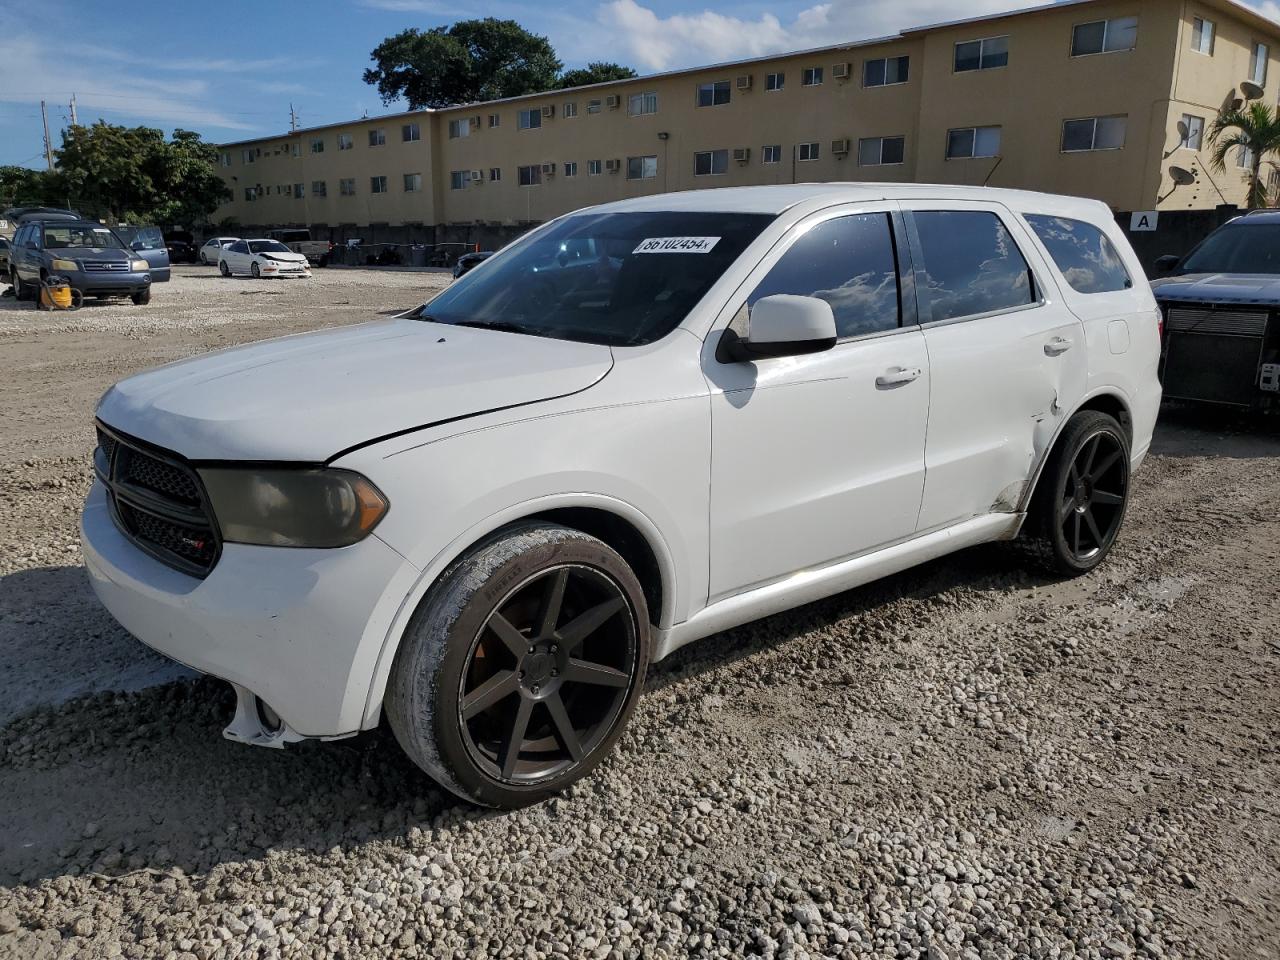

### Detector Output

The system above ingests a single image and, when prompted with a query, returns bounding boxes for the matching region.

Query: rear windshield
[419,210,775,346]
[249,240,291,253]
[1180,222,1280,274]
[43,225,126,250]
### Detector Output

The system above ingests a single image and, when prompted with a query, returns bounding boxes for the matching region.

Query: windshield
[249,240,291,253]
[419,211,774,346]
[43,225,126,250]
[1180,222,1280,274]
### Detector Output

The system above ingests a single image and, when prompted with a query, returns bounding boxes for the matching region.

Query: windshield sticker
[93,227,111,233]
[633,236,720,255]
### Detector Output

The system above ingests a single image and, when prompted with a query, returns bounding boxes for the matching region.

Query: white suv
[82,185,1161,808]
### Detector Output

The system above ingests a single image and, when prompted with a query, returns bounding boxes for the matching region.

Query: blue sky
[2,0,1278,167]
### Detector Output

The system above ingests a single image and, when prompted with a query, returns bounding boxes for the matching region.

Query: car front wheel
[131,288,151,306]
[386,523,650,808]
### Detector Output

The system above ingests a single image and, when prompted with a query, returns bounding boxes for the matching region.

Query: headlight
[131,259,149,271]
[198,468,389,548]
[50,258,78,271]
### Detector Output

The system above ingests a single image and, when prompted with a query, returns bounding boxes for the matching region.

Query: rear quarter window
[1024,214,1131,294]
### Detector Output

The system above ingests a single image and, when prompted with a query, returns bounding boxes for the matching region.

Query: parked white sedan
[84,184,1161,809]
[198,236,240,265]
[219,239,312,279]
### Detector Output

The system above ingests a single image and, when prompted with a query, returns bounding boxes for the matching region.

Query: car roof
[1230,211,1280,224]
[587,183,1112,220]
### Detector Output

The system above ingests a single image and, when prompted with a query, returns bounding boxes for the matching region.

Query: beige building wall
[213,0,1280,230]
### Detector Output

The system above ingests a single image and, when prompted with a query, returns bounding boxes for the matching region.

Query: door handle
[1044,336,1074,356]
[875,366,923,388]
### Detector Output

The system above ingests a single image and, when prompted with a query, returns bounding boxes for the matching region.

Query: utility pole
[69,93,78,127]
[40,100,54,170]
[289,104,298,132]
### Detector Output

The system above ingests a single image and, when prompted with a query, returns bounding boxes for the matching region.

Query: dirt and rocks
[1,267,1278,959]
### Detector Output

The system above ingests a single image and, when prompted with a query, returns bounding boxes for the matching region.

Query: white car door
[898,201,1087,531]
[704,206,931,602]
[225,241,249,274]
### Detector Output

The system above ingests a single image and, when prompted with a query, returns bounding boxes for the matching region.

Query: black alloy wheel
[458,564,638,784]
[1059,429,1128,564]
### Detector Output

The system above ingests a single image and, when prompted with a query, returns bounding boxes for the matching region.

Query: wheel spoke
[544,692,584,761]
[1083,507,1104,549]
[461,670,518,719]
[535,569,569,640]
[1092,489,1124,507]
[1090,448,1122,481]
[1059,494,1075,524]
[1068,463,1081,490]
[564,658,630,688]
[557,596,625,652]
[1082,435,1101,476]
[1071,512,1082,556]
[498,696,534,779]
[487,612,529,658]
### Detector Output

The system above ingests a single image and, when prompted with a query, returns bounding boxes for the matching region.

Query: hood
[96,318,614,462]
[1151,273,1280,305]
[52,247,130,264]
[262,250,307,262]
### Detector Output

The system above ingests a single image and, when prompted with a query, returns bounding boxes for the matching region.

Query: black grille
[94,423,220,577]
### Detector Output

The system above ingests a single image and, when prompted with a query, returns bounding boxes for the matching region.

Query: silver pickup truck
[267,229,332,267]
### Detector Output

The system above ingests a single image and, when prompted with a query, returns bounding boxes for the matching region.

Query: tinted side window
[230,241,248,254]
[1024,215,1131,294]
[911,211,1035,322]
[747,214,900,338]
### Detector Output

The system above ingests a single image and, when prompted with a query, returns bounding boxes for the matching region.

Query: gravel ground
[1,267,1278,959]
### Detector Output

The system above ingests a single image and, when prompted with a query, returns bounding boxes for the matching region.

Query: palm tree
[1209,101,1280,208]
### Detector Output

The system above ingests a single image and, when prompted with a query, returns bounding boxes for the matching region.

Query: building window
[371,175,388,194]
[291,143,300,157]
[450,171,468,190]
[1191,17,1215,55]
[858,136,906,165]
[864,56,909,87]
[626,155,658,180]
[694,149,729,175]
[310,137,324,153]
[946,126,1001,158]
[563,161,577,177]
[1061,115,1127,152]
[587,99,602,114]
[762,144,782,164]
[488,113,500,127]
[311,180,327,197]
[697,81,731,107]
[1071,17,1138,56]
[241,148,254,164]
[402,123,421,142]
[219,151,231,167]
[801,67,823,86]
[563,102,578,119]
[489,167,502,181]
[1252,42,1269,86]
[368,128,385,147]
[629,92,658,116]
[339,178,356,196]
[765,72,784,91]
[798,141,820,161]
[448,118,470,139]
[954,36,1009,72]
[244,187,256,201]
[293,182,305,198]
[518,109,542,130]
[518,164,542,186]
[1237,145,1255,169]
[338,133,353,150]
[404,173,422,192]
[588,159,602,175]
[1180,114,1205,150]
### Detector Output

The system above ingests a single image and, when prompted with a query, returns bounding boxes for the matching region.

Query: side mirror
[1154,254,1180,273]
[131,240,146,251]
[719,294,838,362]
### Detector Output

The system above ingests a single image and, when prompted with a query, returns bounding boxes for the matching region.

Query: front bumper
[68,271,151,296]
[81,481,417,738]
[260,261,310,277]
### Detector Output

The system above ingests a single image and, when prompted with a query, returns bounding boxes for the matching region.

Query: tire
[131,288,151,306]
[251,262,261,279]
[219,260,230,277]
[386,523,650,809]
[200,253,208,265]
[12,271,32,302]
[1016,410,1131,577]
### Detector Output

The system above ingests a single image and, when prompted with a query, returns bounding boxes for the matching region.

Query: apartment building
[213,0,1280,236]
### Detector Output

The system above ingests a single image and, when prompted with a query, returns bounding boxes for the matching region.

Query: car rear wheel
[219,260,230,277]
[1016,410,1130,576]
[386,523,650,809]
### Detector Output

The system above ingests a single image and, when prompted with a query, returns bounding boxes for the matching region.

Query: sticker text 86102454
[632,237,721,255]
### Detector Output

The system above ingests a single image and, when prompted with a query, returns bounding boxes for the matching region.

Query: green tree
[1208,101,1280,208]
[558,61,638,89]
[0,165,65,208]
[364,19,563,108]
[53,122,230,224]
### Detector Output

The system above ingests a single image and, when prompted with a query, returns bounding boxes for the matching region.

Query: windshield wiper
[447,319,545,337]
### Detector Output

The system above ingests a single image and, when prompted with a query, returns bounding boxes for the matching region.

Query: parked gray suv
[9,220,153,304]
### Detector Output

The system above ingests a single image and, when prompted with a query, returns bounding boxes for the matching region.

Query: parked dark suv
[1152,211,1280,409]
[9,220,153,304]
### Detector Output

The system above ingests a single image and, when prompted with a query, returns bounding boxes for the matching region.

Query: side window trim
[900,205,1047,328]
